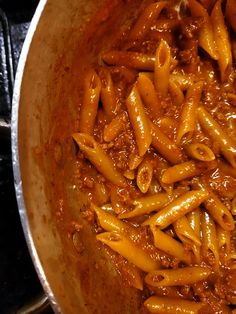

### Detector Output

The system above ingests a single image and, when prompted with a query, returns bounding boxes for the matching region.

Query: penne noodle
[143,190,209,228]
[72,133,126,187]
[128,153,144,170]
[201,210,219,269]
[154,18,181,31]
[193,179,234,231]
[144,296,204,314]
[102,50,155,71]
[168,79,185,106]
[79,69,101,135]
[211,0,232,82]
[187,208,201,263]
[161,161,200,184]
[136,157,153,193]
[94,182,109,205]
[158,117,178,137]
[231,195,236,215]
[150,121,183,164]
[92,203,132,233]
[188,0,218,60]
[126,85,152,156]
[185,143,215,161]
[103,112,126,142]
[169,73,193,91]
[145,266,211,287]
[99,68,118,118]
[197,106,236,168]
[137,73,160,117]
[118,192,171,219]
[217,225,231,255]
[174,215,201,247]
[150,226,192,264]
[155,157,174,194]
[154,39,171,97]
[199,182,235,231]
[176,81,203,144]
[96,231,160,272]
[128,2,166,40]
[226,0,236,33]
[123,169,135,180]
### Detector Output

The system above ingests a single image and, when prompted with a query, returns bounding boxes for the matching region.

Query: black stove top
[0,1,53,313]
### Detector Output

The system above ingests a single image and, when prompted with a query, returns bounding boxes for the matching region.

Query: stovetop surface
[0,1,53,313]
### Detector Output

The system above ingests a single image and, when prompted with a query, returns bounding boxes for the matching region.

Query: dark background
[0,1,52,313]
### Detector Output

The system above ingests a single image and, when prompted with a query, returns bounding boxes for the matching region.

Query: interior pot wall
[17,0,145,313]
[18,1,104,312]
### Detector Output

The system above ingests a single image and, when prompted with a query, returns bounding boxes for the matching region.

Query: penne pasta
[217,225,231,256]
[201,210,219,269]
[126,85,152,156]
[94,182,109,205]
[118,192,171,219]
[231,195,236,215]
[128,153,144,170]
[168,79,185,106]
[155,157,174,194]
[128,2,166,40]
[169,73,193,91]
[187,208,201,263]
[211,0,232,82]
[199,182,235,231]
[123,169,135,180]
[143,190,209,228]
[185,143,215,161]
[154,39,171,96]
[188,0,218,60]
[102,50,155,71]
[150,121,183,164]
[92,203,132,233]
[72,133,126,187]
[79,69,101,135]
[161,161,201,184]
[137,73,160,117]
[174,215,201,247]
[197,106,236,168]
[99,67,118,118]
[96,231,160,272]
[150,226,192,264]
[144,296,204,314]
[136,157,153,193]
[145,266,211,287]
[103,112,126,142]
[176,81,203,144]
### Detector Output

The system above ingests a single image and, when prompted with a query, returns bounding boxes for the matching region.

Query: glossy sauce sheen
[49,0,236,313]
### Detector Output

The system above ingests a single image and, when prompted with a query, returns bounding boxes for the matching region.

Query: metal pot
[11,0,142,313]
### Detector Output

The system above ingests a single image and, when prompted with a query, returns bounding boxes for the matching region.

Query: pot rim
[11,0,60,312]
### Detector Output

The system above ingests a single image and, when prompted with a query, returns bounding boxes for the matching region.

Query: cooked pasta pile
[72,0,236,312]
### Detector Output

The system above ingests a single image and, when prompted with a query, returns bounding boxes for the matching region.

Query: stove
[0,1,53,313]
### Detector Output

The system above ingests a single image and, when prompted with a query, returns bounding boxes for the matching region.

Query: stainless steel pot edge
[11,1,60,312]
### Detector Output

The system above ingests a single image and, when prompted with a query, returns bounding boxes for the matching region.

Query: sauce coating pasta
[52,0,236,312]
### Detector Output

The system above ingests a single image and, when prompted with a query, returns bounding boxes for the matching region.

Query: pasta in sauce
[70,0,236,312]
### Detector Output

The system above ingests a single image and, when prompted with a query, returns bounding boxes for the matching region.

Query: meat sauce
[49,0,236,313]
